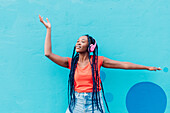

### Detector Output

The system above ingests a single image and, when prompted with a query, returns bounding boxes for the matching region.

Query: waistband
[75,90,102,94]
[75,90,102,96]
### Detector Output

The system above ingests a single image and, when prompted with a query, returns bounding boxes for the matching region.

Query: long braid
[68,46,79,113]
[86,35,110,113]
[88,38,97,113]
[87,35,103,113]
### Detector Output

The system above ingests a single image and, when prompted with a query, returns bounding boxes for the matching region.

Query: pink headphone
[88,40,96,53]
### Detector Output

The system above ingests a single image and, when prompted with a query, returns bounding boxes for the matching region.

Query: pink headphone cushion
[89,44,95,52]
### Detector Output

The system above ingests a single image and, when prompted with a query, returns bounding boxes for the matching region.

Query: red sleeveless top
[66,55,104,93]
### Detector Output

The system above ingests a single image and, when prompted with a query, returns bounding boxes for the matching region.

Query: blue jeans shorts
[65,91,105,113]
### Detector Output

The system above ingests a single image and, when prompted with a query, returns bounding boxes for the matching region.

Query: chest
[77,61,90,69]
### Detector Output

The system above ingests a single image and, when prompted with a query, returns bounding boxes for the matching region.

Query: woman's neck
[78,52,90,62]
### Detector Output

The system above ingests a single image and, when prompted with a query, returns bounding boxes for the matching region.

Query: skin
[75,36,90,68]
[39,14,162,71]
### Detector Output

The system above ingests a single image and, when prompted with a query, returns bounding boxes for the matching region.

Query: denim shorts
[65,91,105,113]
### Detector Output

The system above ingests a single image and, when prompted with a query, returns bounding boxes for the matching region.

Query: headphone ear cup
[91,45,95,52]
[88,41,97,52]
[90,44,95,52]
[88,44,93,52]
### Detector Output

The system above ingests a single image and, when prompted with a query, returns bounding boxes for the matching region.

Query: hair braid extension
[87,35,105,113]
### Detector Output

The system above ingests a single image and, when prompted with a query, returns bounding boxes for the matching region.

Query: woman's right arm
[39,14,69,68]
[44,28,69,68]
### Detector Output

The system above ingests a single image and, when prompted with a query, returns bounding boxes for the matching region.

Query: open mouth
[76,46,81,49]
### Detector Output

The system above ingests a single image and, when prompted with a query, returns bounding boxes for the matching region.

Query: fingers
[39,14,43,21]
[46,18,50,23]
[158,67,161,69]
[156,67,161,70]
[39,15,49,24]
[39,15,43,22]
[155,67,162,71]
[39,15,46,25]
[149,67,162,71]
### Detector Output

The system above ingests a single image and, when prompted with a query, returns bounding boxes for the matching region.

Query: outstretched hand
[39,14,51,29]
[148,67,162,71]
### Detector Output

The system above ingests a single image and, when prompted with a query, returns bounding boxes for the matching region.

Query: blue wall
[0,0,169,113]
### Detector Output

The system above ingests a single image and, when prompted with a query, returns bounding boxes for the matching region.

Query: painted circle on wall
[105,92,113,102]
[163,67,168,72]
[126,82,167,113]
[100,70,106,82]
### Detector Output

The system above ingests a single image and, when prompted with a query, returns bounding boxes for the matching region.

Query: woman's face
[75,36,89,53]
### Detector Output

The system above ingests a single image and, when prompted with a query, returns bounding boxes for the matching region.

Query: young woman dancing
[39,15,162,113]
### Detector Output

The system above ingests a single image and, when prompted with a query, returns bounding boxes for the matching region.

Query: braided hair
[68,34,110,113]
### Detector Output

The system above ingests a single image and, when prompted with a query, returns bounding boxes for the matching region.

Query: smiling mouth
[76,46,81,49]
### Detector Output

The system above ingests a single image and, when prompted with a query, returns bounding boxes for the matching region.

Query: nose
[77,42,81,45]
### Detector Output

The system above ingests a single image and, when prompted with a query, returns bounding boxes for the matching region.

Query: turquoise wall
[0,0,169,113]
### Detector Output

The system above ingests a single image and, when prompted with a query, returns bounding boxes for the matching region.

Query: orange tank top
[66,55,104,93]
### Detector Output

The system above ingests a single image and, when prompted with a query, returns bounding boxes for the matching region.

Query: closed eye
[77,41,85,43]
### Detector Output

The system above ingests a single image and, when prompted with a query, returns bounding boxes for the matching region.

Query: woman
[39,15,162,113]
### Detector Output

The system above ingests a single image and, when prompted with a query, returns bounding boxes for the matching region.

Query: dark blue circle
[105,92,113,102]
[163,67,168,72]
[126,82,167,113]
[100,71,106,82]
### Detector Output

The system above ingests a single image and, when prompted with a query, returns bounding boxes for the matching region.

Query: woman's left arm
[102,57,162,71]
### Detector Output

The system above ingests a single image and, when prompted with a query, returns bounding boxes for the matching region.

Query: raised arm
[39,14,69,68]
[102,57,162,71]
